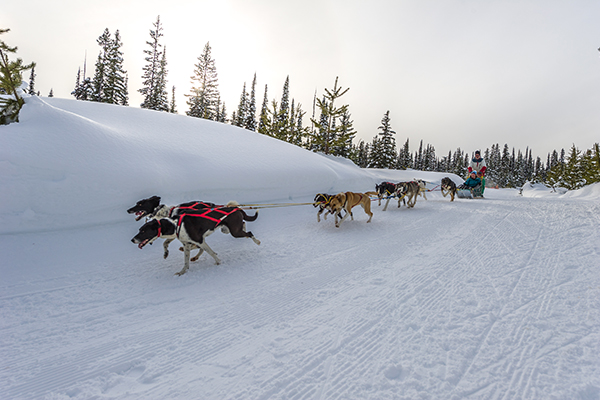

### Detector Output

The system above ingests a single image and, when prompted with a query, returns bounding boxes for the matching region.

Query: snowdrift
[1,96,378,234]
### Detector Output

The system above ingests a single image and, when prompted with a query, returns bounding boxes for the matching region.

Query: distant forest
[8,18,599,190]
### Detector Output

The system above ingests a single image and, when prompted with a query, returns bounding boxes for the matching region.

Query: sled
[457,185,484,199]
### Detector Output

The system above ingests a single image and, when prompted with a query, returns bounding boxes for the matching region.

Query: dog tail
[364,191,378,197]
[241,210,259,221]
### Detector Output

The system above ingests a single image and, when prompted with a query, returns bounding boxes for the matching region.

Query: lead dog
[329,191,377,227]
[128,196,223,260]
[131,206,260,276]
[441,177,458,201]
[127,196,218,221]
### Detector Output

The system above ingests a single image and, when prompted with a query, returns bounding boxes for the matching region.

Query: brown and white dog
[441,177,458,201]
[329,191,377,227]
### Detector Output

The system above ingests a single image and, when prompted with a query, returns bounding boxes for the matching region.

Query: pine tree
[308,77,350,155]
[273,76,290,139]
[562,144,585,190]
[257,84,270,135]
[140,16,168,110]
[233,81,247,127]
[397,139,411,169]
[105,30,128,105]
[0,28,35,124]
[372,110,396,168]
[169,85,177,113]
[332,109,356,157]
[91,28,111,102]
[186,42,220,120]
[27,65,35,95]
[244,73,257,131]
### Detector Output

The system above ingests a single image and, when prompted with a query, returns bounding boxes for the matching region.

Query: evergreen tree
[561,144,585,190]
[308,77,350,155]
[368,136,384,168]
[0,28,35,124]
[91,28,111,102]
[169,85,177,113]
[233,81,247,127]
[48,88,53,97]
[186,41,220,120]
[397,138,411,169]
[371,110,396,168]
[244,73,257,131]
[257,84,270,135]
[27,65,35,95]
[140,16,168,110]
[105,30,128,105]
[332,109,356,157]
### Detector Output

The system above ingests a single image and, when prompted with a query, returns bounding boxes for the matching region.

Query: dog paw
[163,251,169,259]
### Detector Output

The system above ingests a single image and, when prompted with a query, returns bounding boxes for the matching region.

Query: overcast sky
[4,0,600,159]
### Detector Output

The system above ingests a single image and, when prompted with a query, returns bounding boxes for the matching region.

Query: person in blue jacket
[460,171,483,197]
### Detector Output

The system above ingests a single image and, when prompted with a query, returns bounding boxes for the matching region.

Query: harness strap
[175,207,239,237]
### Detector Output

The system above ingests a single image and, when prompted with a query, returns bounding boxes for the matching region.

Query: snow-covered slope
[1,97,598,400]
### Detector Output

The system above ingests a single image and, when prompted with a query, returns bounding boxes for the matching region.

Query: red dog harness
[175,207,239,237]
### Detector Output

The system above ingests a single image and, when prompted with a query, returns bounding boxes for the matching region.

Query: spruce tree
[186,42,220,120]
[373,110,396,168]
[257,84,270,135]
[562,144,585,190]
[244,73,257,131]
[233,81,247,127]
[0,28,35,124]
[105,30,128,105]
[169,85,177,113]
[140,16,168,110]
[27,65,36,95]
[308,77,350,155]
[91,28,111,102]
[397,139,411,170]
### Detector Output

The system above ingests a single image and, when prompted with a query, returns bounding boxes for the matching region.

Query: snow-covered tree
[0,28,35,124]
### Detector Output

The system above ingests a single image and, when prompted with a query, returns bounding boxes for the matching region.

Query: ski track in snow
[1,191,599,399]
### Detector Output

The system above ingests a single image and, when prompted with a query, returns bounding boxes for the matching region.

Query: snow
[1,96,599,400]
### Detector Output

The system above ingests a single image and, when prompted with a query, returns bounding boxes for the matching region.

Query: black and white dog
[375,182,399,211]
[131,206,260,276]
[313,193,336,222]
[127,196,218,221]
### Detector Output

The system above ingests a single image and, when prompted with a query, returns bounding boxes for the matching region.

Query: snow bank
[1,96,376,234]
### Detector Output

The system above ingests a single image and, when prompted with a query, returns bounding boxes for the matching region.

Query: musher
[468,150,487,195]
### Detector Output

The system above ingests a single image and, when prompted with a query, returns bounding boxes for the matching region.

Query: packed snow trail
[1,190,598,399]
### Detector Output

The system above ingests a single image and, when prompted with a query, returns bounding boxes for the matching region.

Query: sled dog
[440,177,458,202]
[329,191,377,227]
[131,206,260,276]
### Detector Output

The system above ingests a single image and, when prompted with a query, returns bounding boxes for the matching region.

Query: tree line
[4,21,599,191]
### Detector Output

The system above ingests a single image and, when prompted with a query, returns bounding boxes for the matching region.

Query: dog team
[129,178,456,275]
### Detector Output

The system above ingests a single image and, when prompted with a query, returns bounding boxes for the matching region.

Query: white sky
[3,0,600,159]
